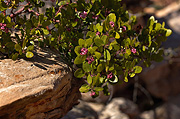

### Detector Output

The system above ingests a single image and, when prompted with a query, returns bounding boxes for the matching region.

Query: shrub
[0,0,172,97]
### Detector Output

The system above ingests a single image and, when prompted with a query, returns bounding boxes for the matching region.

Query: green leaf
[129,73,135,77]
[94,52,101,59]
[134,66,142,74]
[115,32,120,39]
[78,38,85,46]
[103,84,110,96]
[124,77,128,82]
[26,52,34,58]
[83,62,92,72]
[12,53,19,60]
[41,28,49,35]
[165,29,172,37]
[101,35,107,44]
[74,55,86,64]
[142,46,146,51]
[74,68,85,78]
[126,49,131,56]
[109,75,118,83]
[15,44,21,52]
[88,46,98,54]
[94,87,104,91]
[150,16,155,21]
[94,37,104,46]
[96,23,103,32]
[27,45,34,51]
[30,41,35,45]
[85,38,92,47]
[22,38,28,49]
[6,16,11,23]
[97,63,104,72]
[108,13,116,22]
[109,65,114,71]
[42,20,51,27]
[162,22,165,28]
[79,84,90,93]
[154,23,161,30]
[86,31,96,38]
[72,22,77,27]
[74,46,81,55]
[148,35,152,47]
[104,49,111,61]
[87,74,92,84]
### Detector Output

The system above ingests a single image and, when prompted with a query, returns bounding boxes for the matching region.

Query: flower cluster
[96,31,100,36]
[0,23,8,33]
[90,91,95,96]
[131,48,137,54]
[107,72,113,79]
[109,21,115,27]
[92,15,99,20]
[80,48,88,55]
[122,26,126,32]
[86,56,94,64]
[79,11,88,19]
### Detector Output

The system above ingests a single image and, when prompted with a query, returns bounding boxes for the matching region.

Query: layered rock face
[0,48,81,119]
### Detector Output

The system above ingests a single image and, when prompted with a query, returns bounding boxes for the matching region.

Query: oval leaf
[134,66,142,74]
[87,74,92,84]
[97,63,103,72]
[109,75,118,83]
[94,51,101,59]
[83,62,92,72]
[79,38,85,46]
[79,84,90,93]
[74,68,85,78]
[26,52,34,58]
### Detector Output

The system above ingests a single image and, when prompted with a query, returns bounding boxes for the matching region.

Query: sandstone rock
[0,48,81,119]
[140,105,167,119]
[100,98,139,119]
[139,56,180,100]
[140,94,180,119]
[62,100,99,119]
[168,13,180,34]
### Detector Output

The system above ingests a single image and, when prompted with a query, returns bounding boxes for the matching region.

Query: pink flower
[107,72,113,79]
[122,26,126,32]
[79,11,88,19]
[86,56,94,64]
[74,18,79,22]
[80,48,88,55]
[0,23,8,33]
[5,28,9,33]
[90,91,95,96]
[1,26,5,30]
[131,48,137,54]
[109,21,115,27]
[67,27,71,32]
[92,15,99,20]
[96,31,100,36]
[105,10,110,16]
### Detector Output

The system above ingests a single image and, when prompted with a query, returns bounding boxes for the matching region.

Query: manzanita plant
[0,0,172,97]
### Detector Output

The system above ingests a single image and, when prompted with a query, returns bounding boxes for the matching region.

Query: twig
[138,83,154,105]
[10,3,30,18]
[133,76,138,102]
[27,8,40,16]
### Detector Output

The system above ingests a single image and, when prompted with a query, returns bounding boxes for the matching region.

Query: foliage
[0,0,172,97]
